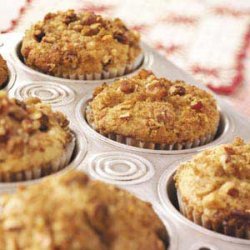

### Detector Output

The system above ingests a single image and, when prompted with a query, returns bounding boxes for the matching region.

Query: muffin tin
[0,32,250,250]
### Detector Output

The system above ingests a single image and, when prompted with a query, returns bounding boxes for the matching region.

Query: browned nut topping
[120,80,135,94]
[146,81,167,99]
[64,11,77,25]
[169,85,186,96]
[138,69,153,79]
[81,12,97,25]
[227,188,239,197]
[43,36,56,43]
[224,146,235,155]
[114,33,129,44]
[119,112,131,119]
[34,29,45,42]
[191,100,203,111]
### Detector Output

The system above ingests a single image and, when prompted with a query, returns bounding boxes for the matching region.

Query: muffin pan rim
[0,32,250,249]
[158,157,250,245]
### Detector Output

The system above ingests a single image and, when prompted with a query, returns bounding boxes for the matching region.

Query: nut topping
[114,33,129,44]
[169,85,186,96]
[120,80,135,94]
[146,81,167,99]
[227,188,239,197]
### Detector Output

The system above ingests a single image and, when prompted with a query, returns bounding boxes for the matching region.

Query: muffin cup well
[86,106,219,150]
[177,191,250,239]
[0,136,75,182]
[24,53,143,80]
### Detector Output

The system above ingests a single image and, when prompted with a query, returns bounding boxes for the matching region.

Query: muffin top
[21,10,141,76]
[0,171,168,250]
[175,138,250,223]
[0,91,72,173]
[0,55,8,88]
[86,70,219,144]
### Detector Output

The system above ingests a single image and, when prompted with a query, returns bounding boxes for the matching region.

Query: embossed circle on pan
[89,152,155,185]
[14,82,75,106]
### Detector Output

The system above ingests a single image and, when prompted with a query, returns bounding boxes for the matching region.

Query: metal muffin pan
[0,32,249,249]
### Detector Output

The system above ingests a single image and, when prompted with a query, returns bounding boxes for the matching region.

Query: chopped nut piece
[146,81,167,99]
[119,112,131,119]
[227,188,239,197]
[114,33,129,44]
[169,85,186,96]
[34,29,45,42]
[120,80,135,94]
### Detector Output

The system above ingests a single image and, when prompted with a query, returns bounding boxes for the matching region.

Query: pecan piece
[39,114,49,132]
[169,85,186,96]
[64,11,77,24]
[114,32,129,44]
[34,29,45,42]
[146,81,167,99]
[227,188,239,197]
[81,12,97,25]
[120,80,135,94]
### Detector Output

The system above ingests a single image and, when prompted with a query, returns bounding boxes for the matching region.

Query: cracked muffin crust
[174,138,250,238]
[86,69,220,149]
[21,10,141,79]
[0,91,74,182]
[0,171,169,250]
[0,55,8,88]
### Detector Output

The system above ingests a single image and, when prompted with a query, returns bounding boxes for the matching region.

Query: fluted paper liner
[0,135,75,182]
[177,190,250,239]
[24,53,143,80]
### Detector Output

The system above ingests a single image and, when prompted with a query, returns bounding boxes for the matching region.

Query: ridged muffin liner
[177,191,250,239]
[0,135,75,183]
[35,53,143,80]
[85,106,219,150]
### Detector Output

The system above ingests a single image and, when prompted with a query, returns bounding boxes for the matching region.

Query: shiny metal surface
[0,32,249,249]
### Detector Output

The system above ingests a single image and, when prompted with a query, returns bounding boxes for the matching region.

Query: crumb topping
[86,70,220,144]
[175,138,250,222]
[21,10,141,76]
[0,91,72,173]
[0,55,8,88]
[0,171,168,250]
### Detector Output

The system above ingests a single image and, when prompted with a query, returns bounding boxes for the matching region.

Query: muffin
[0,91,75,182]
[0,171,169,249]
[86,69,220,150]
[0,54,8,89]
[174,138,250,239]
[21,10,142,80]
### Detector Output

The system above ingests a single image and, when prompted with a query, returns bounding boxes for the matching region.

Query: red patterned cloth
[0,0,250,116]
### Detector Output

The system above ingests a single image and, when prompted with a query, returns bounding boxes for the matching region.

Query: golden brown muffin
[21,10,142,80]
[0,171,169,250]
[0,54,8,88]
[86,69,220,150]
[0,91,74,182]
[174,138,250,239]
